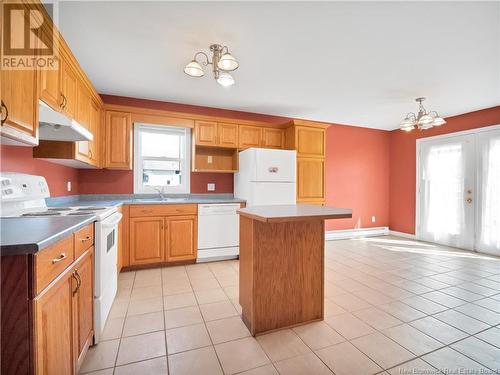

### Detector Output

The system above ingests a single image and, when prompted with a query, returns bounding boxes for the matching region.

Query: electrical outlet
[207,183,215,191]
[371,216,376,223]
[207,155,213,164]
[67,181,72,192]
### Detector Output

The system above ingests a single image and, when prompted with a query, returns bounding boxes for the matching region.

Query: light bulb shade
[417,114,434,125]
[216,72,235,87]
[184,60,204,77]
[399,117,415,132]
[431,117,446,126]
[218,53,239,71]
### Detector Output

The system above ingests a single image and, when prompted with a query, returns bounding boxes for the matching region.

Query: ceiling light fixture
[399,97,446,132]
[184,44,239,87]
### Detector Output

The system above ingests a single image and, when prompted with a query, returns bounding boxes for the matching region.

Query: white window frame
[133,123,191,194]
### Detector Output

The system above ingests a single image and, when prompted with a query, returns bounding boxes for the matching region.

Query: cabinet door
[130,217,164,265]
[34,272,74,375]
[73,248,94,370]
[296,126,325,157]
[239,126,262,149]
[105,110,132,169]
[262,128,284,149]
[61,60,78,119]
[76,84,91,130]
[76,100,100,166]
[297,158,325,203]
[1,68,38,144]
[217,123,238,148]
[195,121,218,146]
[39,61,61,111]
[166,216,197,262]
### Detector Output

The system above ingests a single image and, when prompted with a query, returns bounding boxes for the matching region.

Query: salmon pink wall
[389,106,500,235]
[77,169,233,194]
[325,124,391,231]
[0,145,79,196]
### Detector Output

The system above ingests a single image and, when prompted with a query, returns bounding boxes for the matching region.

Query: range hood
[38,101,93,142]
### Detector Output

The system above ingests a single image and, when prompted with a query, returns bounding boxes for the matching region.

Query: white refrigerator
[234,148,296,206]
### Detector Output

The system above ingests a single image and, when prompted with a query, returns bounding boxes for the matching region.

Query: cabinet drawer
[129,204,197,218]
[74,224,94,258]
[35,236,75,295]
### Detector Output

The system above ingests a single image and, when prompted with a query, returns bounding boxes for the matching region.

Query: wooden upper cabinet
[296,126,325,158]
[104,110,132,169]
[73,249,94,369]
[34,271,74,375]
[76,84,91,129]
[76,100,100,166]
[195,121,217,146]
[239,126,262,149]
[297,158,325,203]
[166,216,197,262]
[1,68,39,144]
[39,60,62,111]
[130,217,165,265]
[217,123,238,148]
[61,59,78,119]
[262,128,284,149]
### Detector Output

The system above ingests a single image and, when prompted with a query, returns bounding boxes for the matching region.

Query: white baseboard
[325,227,389,241]
[388,230,417,239]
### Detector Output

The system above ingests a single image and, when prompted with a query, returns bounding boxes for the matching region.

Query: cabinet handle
[75,269,82,291]
[89,149,93,159]
[1,101,8,126]
[60,94,67,109]
[52,252,67,264]
[71,272,79,295]
[80,235,91,242]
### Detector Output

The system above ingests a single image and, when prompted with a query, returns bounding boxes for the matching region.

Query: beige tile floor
[80,236,500,374]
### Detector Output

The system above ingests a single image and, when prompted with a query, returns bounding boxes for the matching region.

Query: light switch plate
[371,216,376,223]
[207,156,213,164]
[67,181,72,192]
[207,183,216,191]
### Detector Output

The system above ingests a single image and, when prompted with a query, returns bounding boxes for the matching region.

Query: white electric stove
[0,172,122,344]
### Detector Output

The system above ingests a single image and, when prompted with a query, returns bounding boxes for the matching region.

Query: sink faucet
[154,186,166,200]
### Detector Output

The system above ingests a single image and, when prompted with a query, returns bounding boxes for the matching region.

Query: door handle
[466,197,472,204]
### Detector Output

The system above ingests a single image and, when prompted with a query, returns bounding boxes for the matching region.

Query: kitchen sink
[133,197,190,203]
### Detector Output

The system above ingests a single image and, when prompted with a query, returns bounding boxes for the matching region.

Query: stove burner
[76,207,107,211]
[48,207,72,211]
[67,212,95,216]
[22,211,62,217]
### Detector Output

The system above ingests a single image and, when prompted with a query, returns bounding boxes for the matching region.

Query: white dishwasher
[198,203,240,262]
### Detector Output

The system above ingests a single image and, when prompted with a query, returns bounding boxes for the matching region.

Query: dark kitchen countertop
[0,215,96,256]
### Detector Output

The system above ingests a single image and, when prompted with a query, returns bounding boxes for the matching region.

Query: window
[134,124,191,194]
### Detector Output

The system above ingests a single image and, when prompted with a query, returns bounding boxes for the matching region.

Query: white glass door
[418,134,475,249]
[476,129,500,255]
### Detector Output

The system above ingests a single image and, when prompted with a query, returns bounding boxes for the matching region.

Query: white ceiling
[57,1,500,130]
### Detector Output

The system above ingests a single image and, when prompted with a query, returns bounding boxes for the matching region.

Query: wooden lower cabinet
[130,217,165,265]
[166,216,197,262]
[73,249,94,369]
[34,271,74,375]
[128,205,198,267]
[34,247,94,375]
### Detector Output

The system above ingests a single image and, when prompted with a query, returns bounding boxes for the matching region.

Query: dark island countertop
[238,204,352,223]
[1,215,96,256]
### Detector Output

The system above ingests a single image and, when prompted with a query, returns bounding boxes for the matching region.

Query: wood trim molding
[103,103,292,129]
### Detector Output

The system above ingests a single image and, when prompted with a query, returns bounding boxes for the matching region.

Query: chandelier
[184,44,239,87]
[399,97,446,132]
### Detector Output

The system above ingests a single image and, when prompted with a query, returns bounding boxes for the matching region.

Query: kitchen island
[238,204,352,336]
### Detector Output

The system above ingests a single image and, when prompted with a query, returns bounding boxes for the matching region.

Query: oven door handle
[100,212,123,228]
